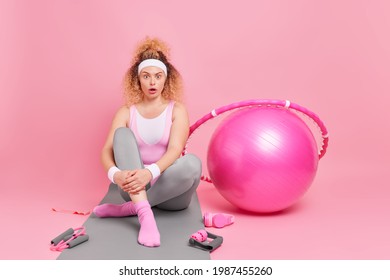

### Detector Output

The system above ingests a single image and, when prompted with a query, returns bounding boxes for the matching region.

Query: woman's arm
[100,106,129,175]
[155,102,189,172]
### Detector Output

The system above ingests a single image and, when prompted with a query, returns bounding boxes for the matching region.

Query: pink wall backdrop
[1,0,390,259]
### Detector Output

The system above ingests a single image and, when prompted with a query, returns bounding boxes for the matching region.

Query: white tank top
[135,107,167,145]
[128,101,174,165]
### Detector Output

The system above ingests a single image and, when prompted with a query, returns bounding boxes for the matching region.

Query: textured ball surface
[207,106,319,213]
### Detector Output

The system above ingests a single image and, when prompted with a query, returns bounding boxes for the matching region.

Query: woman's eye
[143,75,149,79]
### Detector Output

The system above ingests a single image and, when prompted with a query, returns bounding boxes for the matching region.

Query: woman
[93,37,202,247]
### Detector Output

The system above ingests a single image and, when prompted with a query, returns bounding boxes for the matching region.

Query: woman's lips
[149,88,157,94]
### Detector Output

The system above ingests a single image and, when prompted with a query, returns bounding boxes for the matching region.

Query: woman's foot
[135,201,160,247]
[93,201,136,218]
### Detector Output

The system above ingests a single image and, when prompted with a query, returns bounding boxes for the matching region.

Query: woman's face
[139,66,167,99]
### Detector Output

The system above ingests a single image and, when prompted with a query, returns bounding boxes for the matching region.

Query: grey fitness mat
[57,184,210,260]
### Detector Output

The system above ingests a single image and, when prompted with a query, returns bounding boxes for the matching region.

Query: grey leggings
[113,127,202,211]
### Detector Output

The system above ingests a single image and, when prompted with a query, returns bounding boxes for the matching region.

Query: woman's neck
[142,96,167,106]
[136,97,169,118]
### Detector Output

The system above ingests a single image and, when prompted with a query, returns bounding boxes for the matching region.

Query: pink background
[1,0,389,259]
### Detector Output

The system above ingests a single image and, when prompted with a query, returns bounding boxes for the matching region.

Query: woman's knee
[181,153,202,178]
[113,127,136,147]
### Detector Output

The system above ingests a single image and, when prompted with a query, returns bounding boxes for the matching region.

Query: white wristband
[108,166,121,184]
[145,163,161,180]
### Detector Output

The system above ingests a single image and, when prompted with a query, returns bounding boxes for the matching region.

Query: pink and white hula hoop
[182,99,329,183]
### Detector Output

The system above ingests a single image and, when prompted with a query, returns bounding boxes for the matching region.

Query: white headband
[138,59,167,76]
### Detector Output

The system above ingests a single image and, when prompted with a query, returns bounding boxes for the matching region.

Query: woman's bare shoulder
[112,105,130,124]
[116,105,130,115]
[173,101,188,113]
[172,101,189,122]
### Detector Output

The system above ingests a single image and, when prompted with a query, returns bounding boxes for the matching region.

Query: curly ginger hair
[123,37,184,105]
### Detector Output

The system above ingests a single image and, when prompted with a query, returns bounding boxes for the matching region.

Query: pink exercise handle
[182,99,329,182]
[50,227,86,252]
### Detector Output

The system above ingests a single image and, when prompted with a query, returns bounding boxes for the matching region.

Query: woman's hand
[115,169,152,195]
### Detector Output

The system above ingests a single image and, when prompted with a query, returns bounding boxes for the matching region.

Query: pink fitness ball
[207,106,319,213]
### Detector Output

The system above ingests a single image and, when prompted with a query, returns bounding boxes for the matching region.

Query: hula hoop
[182,99,329,183]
